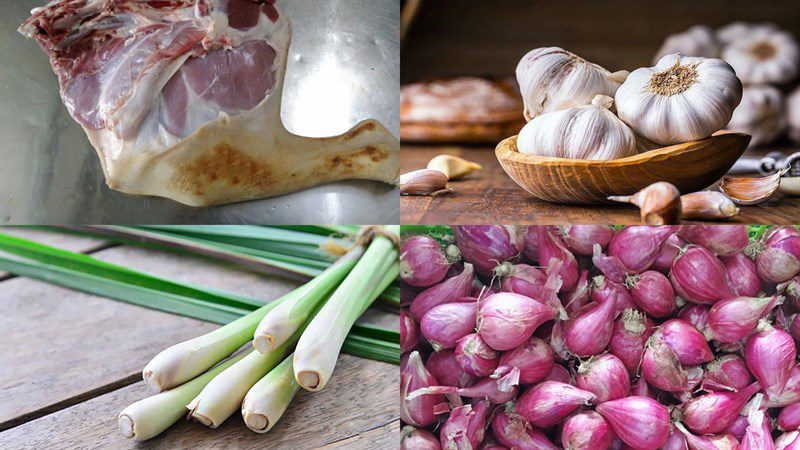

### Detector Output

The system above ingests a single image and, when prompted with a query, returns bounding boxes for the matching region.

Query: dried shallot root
[401,225,800,450]
[608,181,682,225]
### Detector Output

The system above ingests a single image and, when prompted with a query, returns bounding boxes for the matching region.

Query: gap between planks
[0,372,140,432]
[319,418,400,448]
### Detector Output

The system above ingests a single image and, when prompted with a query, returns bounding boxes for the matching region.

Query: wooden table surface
[401,145,800,225]
[0,228,398,450]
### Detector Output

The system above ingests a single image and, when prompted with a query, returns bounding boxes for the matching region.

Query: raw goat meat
[19,0,398,206]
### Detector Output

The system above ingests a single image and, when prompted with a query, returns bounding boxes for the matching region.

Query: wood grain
[0,354,398,450]
[401,145,800,224]
[496,132,749,204]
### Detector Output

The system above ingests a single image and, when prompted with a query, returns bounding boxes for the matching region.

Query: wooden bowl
[495,131,750,204]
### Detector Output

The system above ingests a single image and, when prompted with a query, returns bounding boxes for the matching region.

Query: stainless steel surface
[0,0,399,225]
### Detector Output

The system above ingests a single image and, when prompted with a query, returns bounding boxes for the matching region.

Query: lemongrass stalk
[142,250,360,392]
[251,248,363,353]
[293,226,400,391]
[241,353,300,433]
[118,350,248,441]
[186,340,292,428]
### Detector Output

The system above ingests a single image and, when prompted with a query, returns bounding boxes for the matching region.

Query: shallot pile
[400,225,800,450]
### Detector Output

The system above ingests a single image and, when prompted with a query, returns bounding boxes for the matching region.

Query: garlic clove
[718,170,784,205]
[608,181,682,225]
[779,177,800,196]
[680,191,740,220]
[400,169,450,196]
[426,154,482,180]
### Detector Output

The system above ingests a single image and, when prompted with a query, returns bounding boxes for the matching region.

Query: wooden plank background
[0,228,398,449]
[402,0,800,83]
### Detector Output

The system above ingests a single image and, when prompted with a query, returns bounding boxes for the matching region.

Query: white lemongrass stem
[293,226,400,392]
[186,341,291,428]
[252,247,363,353]
[118,350,247,441]
[142,248,360,392]
[241,353,300,433]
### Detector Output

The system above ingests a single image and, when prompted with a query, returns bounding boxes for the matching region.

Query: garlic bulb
[517,94,637,160]
[654,25,720,63]
[728,85,786,148]
[516,47,628,121]
[615,54,742,146]
[722,27,800,84]
[716,22,778,46]
[788,86,800,143]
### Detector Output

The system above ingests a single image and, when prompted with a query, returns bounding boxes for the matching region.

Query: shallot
[677,225,750,256]
[745,322,797,399]
[674,422,741,450]
[707,295,781,343]
[401,235,454,287]
[660,319,714,365]
[498,263,547,301]
[758,234,800,283]
[401,352,447,427]
[477,292,557,351]
[565,292,617,357]
[420,301,477,351]
[765,364,800,408]
[425,349,476,388]
[681,381,761,434]
[642,333,701,392]
[564,269,592,314]
[453,226,524,276]
[778,402,800,432]
[492,408,558,450]
[492,337,554,385]
[652,233,686,273]
[704,354,754,392]
[455,333,499,377]
[561,410,618,450]
[439,400,488,450]
[720,253,761,297]
[593,275,635,318]
[575,354,631,402]
[400,312,419,353]
[741,396,775,450]
[560,225,614,256]
[595,396,671,449]
[608,226,675,273]
[670,245,735,305]
[522,226,540,262]
[410,263,474,320]
[401,426,441,450]
[609,309,654,376]
[516,381,596,427]
[538,226,579,292]
[628,270,677,318]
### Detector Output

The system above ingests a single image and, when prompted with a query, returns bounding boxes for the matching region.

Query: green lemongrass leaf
[342,335,400,365]
[0,233,264,310]
[0,253,247,324]
[138,225,340,262]
[58,226,325,280]
[270,225,360,237]
[351,323,399,343]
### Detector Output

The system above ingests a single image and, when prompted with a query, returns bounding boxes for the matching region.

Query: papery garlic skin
[788,86,800,143]
[716,22,778,46]
[728,85,786,148]
[516,47,627,121]
[722,27,800,84]
[654,25,720,63]
[615,54,743,146]
[517,95,637,161]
